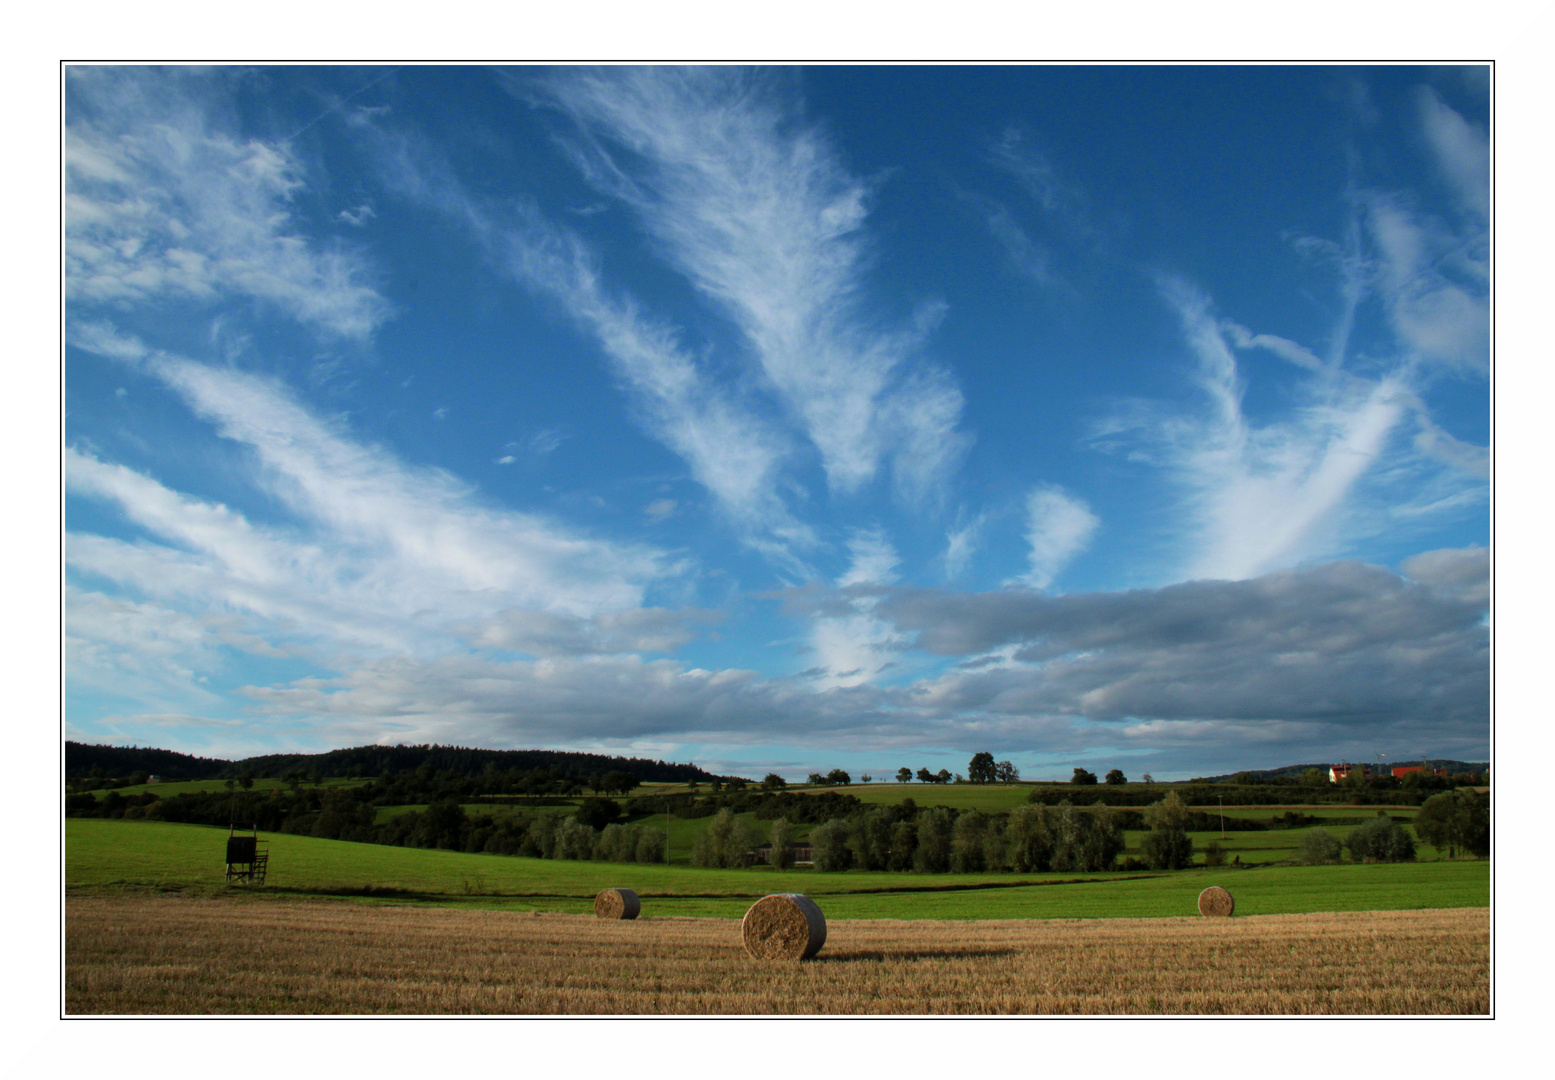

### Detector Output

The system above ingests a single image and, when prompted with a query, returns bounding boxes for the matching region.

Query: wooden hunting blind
[225,825,269,885]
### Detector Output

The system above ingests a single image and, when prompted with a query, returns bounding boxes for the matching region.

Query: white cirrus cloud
[1110,276,1418,582]
[67,336,683,666]
[539,67,972,504]
[65,66,390,339]
[807,527,907,690]
[1019,485,1099,590]
[1416,85,1488,220]
[364,124,813,571]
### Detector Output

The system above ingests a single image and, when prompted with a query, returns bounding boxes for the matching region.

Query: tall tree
[967,752,997,784]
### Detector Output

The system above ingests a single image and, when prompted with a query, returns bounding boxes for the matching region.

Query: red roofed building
[1392,765,1449,779]
[1329,764,1369,783]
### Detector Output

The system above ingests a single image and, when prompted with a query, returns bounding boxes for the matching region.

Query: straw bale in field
[1198,885,1235,917]
[593,888,640,920]
[742,893,827,960]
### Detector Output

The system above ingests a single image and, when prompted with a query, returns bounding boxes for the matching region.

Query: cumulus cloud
[844,554,1486,735]
[202,551,1487,762]
[539,67,971,503]
[65,67,389,339]
[448,607,723,657]
[1401,545,1489,607]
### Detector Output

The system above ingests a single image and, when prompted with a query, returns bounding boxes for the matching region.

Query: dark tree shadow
[812,947,1018,964]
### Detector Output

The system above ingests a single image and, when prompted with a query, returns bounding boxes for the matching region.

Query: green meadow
[66,818,1487,920]
[85,777,369,799]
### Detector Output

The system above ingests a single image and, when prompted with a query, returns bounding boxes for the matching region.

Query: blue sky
[63,65,1489,780]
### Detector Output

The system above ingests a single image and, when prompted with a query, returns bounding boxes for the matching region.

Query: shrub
[1048,801,1123,872]
[553,817,597,860]
[1415,790,1490,859]
[913,808,954,873]
[593,823,637,863]
[981,815,1010,871]
[886,819,917,871]
[1005,805,1055,872]
[950,810,988,873]
[1141,825,1194,870]
[1203,840,1226,867]
[574,798,622,831]
[767,817,795,870]
[691,808,760,868]
[634,827,666,864]
[1080,803,1124,871]
[1294,828,1343,865]
[1344,817,1416,863]
[811,818,854,872]
[849,807,894,871]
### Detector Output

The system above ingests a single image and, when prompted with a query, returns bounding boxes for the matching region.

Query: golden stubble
[65,897,1488,1015]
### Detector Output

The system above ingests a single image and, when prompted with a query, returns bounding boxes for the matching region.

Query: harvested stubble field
[66,896,1487,1015]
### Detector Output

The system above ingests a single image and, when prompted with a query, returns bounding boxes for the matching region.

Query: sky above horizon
[64,65,1489,780]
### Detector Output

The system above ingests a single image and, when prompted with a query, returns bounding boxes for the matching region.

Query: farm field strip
[66,819,1488,920]
[64,897,1489,1015]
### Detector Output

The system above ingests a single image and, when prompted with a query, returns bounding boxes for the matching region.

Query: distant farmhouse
[1389,765,1448,780]
[1328,764,1368,783]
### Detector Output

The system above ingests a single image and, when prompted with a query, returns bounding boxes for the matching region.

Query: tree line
[65,740,724,788]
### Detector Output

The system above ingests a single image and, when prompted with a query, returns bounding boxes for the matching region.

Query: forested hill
[65,741,726,784]
[65,743,231,781]
[238,744,721,783]
[1193,760,1489,783]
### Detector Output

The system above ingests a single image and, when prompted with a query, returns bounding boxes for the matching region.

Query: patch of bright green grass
[807,783,1033,812]
[82,777,368,799]
[67,819,1486,920]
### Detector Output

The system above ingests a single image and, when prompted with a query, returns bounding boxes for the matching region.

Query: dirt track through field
[65,896,1488,1014]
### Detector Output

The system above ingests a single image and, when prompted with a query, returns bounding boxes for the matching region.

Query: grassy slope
[66,818,1487,920]
[85,777,368,799]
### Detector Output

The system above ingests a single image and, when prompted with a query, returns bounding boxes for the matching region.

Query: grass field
[65,896,1489,1014]
[83,777,370,799]
[66,818,1488,920]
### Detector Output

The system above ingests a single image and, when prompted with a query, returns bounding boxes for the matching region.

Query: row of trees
[690,792,1201,874]
[1071,768,1137,785]
[1294,818,1417,864]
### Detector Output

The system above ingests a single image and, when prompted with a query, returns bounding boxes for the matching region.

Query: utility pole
[1218,794,1225,839]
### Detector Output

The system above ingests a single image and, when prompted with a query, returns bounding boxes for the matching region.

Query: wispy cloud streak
[67,333,680,668]
[364,119,814,572]
[540,67,971,503]
[66,67,389,339]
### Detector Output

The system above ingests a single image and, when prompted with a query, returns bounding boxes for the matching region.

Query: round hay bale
[594,887,640,920]
[1198,885,1235,917]
[742,893,827,960]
